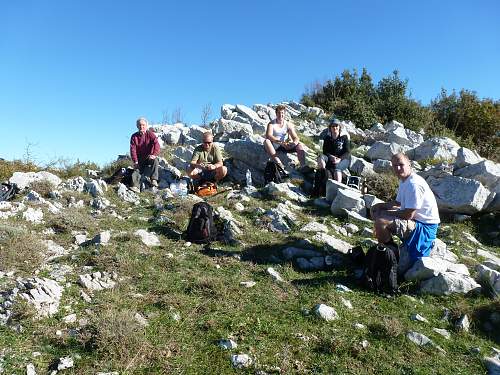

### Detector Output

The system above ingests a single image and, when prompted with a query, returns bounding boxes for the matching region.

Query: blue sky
[1,0,499,166]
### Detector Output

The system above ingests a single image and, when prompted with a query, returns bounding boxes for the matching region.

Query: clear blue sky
[1,0,499,166]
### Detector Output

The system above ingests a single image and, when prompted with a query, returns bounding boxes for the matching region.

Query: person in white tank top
[263,104,306,170]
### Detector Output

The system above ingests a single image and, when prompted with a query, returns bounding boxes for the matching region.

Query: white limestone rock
[9,171,61,190]
[373,159,393,173]
[282,247,323,261]
[134,229,161,247]
[231,354,253,369]
[408,137,460,162]
[419,272,481,296]
[349,156,375,177]
[267,267,284,282]
[433,328,451,339]
[313,303,338,321]
[366,141,407,161]
[265,182,308,203]
[85,179,107,197]
[22,207,44,223]
[78,271,117,291]
[454,160,500,194]
[454,147,484,169]
[476,264,500,298]
[331,189,366,217]
[313,232,352,254]
[300,222,328,233]
[17,277,64,317]
[426,175,494,214]
[116,183,139,204]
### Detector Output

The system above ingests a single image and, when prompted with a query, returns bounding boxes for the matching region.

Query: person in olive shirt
[317,118,350,182]
[187,132,227,183]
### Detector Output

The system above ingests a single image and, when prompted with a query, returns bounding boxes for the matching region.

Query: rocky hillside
[0,102,499,374]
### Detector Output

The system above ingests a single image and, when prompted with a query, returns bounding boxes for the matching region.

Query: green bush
[365,172,399,202]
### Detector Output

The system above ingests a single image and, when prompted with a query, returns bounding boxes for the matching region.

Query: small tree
[201,102,212,126]
[171,107,184,124]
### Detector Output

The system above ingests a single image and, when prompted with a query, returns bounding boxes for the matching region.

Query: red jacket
[130,130,160,164]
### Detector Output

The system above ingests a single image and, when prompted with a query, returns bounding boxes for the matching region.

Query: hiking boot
[150,179,158,187]
[129,186,140,193]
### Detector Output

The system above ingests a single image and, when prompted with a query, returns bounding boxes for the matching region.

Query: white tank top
[271,120,288,142]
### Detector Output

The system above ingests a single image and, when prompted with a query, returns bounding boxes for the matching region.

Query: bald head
[391,153,412,180]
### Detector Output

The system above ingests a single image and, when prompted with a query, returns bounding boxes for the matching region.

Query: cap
[329,118,341,126]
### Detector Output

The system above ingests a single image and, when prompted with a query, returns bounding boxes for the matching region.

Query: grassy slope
[0,177,499,374]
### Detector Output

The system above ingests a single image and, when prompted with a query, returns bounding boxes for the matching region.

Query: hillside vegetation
[301,69,500,161]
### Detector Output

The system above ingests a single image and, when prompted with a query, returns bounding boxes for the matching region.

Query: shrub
[0,159,38,183]
[364,173,399,202]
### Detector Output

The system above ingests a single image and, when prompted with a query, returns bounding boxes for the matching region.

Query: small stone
[407,331,432,346]
[80,290,92,303]
[313,304,338,321]
[470,347,481,354]
[341,297,353,309]
[56,330,63,336]
[360,339,369,349]
[57,356,74,370]
[354,323,366,330]
[63,314,77,324]
[234,203,245,212]
[240,281,256,288]
[218,339,238,350]
[171,312,181,321]
[134,313,149,327]
[231,354,253,369]
[336,284,352,293]
[433,328,451,339]
[26,363,36,375]
[267,267,284,282]
[411,313,429,323]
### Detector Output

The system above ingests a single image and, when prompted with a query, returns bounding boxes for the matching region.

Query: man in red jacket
[130,117,161,192]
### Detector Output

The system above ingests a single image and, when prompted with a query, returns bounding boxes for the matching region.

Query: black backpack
[311,168,334,197]
[363,244,399,294]
[104,167,134,186]
[264,161,285,185]
[0,183,18,202]
[185,202,217,244]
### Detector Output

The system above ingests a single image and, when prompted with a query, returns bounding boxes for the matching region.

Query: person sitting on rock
[129,117,161,192]
[263,104,307,172]
[371,152,440,272]
[317,117,350,183]
[187,132,227,184]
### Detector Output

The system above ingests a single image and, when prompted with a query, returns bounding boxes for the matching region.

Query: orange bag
[195,182,218,197]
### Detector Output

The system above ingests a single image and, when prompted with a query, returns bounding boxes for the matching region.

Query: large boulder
[419,272,481,295]
[373,159,392,173]
[234,104,268,134]
[212,119,253,141]
[224,136,270,170]
[325,179,360,203]
[349,156,375,177]
[9,171,61,190]
[331,189,366,217]
[408,137,460,162]
[476,264,500,298]
[454,160,500,194]
[366,141,407,161]
[454,147,484,169]
[186,125,210,143]
[426,175,494,214]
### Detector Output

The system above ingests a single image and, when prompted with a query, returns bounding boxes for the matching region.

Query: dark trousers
[131,158,159,188]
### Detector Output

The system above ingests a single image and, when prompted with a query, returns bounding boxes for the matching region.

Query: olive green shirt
[191,144,223,165]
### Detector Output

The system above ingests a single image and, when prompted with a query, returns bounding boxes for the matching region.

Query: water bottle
[179,180,188,196]
[246,169,253,187]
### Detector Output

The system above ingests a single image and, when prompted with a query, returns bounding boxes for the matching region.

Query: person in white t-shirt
[371,153,440,271]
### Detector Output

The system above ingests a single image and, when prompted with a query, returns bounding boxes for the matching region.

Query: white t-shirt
[396,173,440,224]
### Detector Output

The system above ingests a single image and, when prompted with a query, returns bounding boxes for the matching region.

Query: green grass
[0,177,498,374]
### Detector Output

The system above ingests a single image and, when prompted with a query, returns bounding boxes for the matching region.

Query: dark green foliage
[301,69,499,161]
[301,69,432,131]
[431,89,500,161]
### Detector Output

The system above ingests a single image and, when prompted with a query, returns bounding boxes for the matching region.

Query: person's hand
[148,155,157,160]
[206,164,216,171]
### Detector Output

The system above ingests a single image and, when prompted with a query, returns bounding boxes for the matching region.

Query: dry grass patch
[0,226,44,274]
[47,208,96,234]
